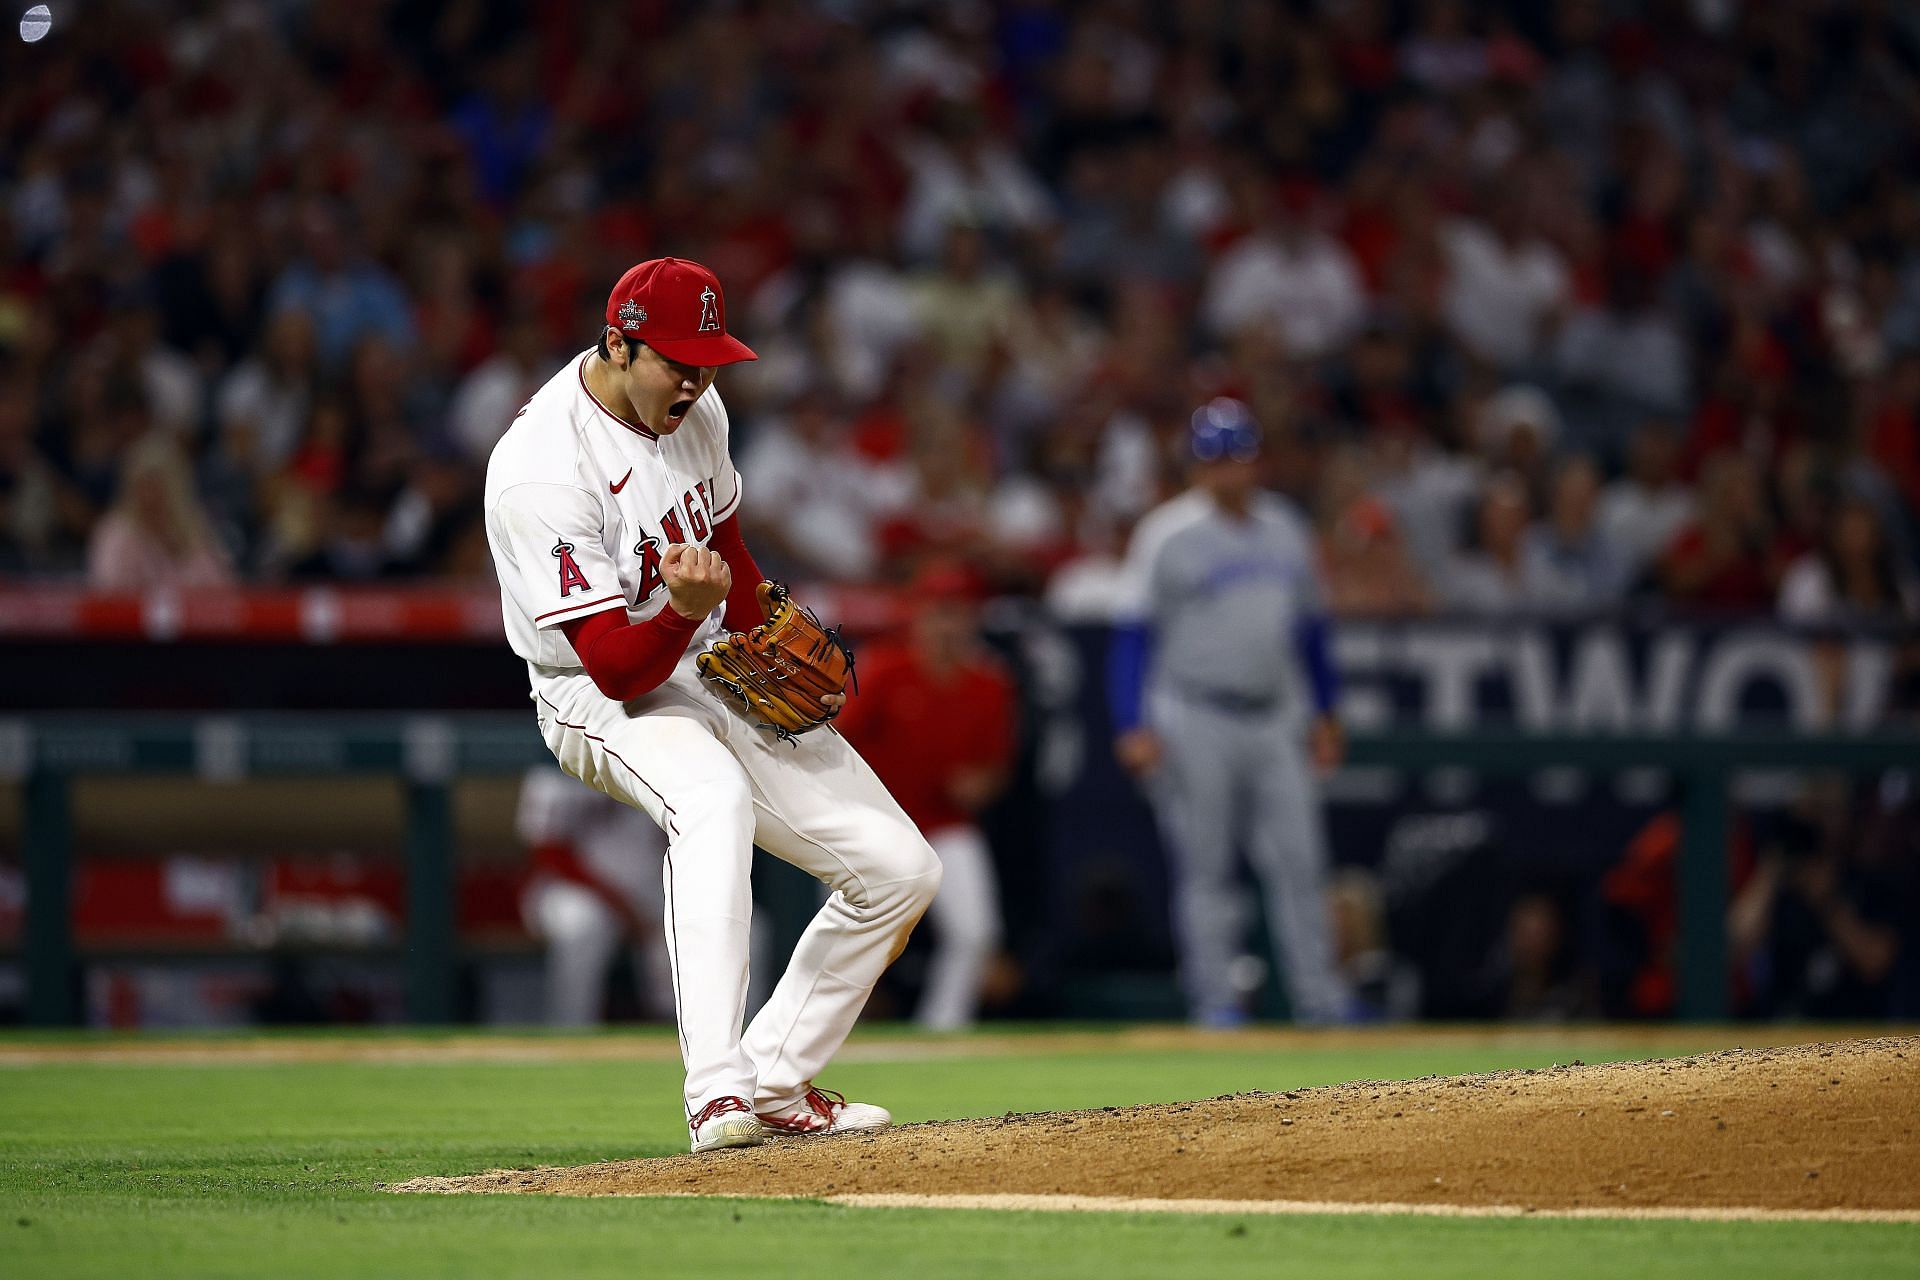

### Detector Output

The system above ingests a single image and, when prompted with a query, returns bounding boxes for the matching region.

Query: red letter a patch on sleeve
[552,539,591,597]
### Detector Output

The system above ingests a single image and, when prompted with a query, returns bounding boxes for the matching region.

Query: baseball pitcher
[483,257,940,1153]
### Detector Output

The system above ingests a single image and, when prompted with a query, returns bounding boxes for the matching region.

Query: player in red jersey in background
[835,563,1017,1030]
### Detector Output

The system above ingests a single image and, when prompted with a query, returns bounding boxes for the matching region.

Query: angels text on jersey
[552,479,718,607]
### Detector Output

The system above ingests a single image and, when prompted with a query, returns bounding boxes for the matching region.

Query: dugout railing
[7,714,1918,1026]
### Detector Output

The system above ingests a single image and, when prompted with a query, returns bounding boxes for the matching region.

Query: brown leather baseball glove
[696,581,855,741]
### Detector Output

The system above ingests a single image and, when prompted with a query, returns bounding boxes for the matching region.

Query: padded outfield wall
[2,588,1915,1026]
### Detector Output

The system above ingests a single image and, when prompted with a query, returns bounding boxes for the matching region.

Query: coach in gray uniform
[1109,398,1348,1026]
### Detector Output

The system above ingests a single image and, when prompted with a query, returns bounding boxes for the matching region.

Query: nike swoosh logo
[609,469,632,494]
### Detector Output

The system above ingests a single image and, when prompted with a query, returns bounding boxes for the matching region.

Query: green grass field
[3,1026,1915,1279]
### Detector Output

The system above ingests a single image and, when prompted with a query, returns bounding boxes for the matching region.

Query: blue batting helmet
[1189,397,1261,462]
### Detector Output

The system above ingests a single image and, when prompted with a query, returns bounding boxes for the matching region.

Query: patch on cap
[604,257,758,366]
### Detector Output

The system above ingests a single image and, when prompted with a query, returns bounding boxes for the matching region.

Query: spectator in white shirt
[1776,494,1918,727]
[823,219,923,404]
[1778,496,1920,626]
[737,394,911,583]
[1598,420,1695,591]
[1521,454,1628,609]
[1401,0,1489,95]
[92,287,204,438]
[898,102,1054,264]
[216,307,320,475]
[1369,426,1483,579]
[1475,383,1562,501]
[1201,184,1366,362]
[1551,267,1691,451]
[448,309,550,464]
[1440,190,1571,371]
[1441,471,1567,613]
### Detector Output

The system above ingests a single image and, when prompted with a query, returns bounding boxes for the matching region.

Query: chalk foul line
[822,1192,1920,1225]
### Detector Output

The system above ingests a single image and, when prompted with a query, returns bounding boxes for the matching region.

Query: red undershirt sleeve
[707,513,767,633]
[559,517,763,700]
[560,606,702,702]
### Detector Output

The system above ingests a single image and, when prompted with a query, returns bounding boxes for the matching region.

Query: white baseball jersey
[483,350,741,694]
[485,348,942,1128]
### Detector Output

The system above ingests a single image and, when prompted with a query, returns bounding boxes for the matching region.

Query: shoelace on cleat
[690,1096,753,1129]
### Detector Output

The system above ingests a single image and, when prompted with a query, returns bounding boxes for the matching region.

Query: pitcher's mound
[394,1037,1919,1216]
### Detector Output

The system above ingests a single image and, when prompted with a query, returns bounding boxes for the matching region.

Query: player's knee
[898,842,943,915]
[828,818,941,914]
[862,831,940,917]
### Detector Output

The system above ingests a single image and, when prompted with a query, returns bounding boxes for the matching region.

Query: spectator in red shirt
[1865,351,1920,516]
[835,563,1017,1030]
[1657,451,1780,613]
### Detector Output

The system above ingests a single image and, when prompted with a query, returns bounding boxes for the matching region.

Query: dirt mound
[395,1037,1920,1215]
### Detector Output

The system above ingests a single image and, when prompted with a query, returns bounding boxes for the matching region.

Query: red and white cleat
[757,1086,892,1137]
[689,1095,769,1154]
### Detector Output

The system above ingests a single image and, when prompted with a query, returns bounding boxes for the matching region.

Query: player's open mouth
[666,398,693,423]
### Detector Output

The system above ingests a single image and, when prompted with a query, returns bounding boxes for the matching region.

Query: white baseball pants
[918,824,1003,1031]
[535,665,941,1118]
[524,879,626,1025]
[518,767,675,1024]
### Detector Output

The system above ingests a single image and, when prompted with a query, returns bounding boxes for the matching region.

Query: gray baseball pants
[1147,688,1347,1023]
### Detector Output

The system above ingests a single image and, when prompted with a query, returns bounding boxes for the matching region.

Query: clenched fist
[663,543,731,620]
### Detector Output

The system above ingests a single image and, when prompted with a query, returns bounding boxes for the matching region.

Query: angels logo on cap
[605,258,757,366]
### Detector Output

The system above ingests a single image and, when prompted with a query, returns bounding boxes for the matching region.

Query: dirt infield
[395,1037,1920,1217]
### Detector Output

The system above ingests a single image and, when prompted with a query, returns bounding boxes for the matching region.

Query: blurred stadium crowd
[1,0,1918,630]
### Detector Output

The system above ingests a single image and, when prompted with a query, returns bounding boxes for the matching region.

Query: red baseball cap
[908,560,982,605]
[604,257,758,366]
